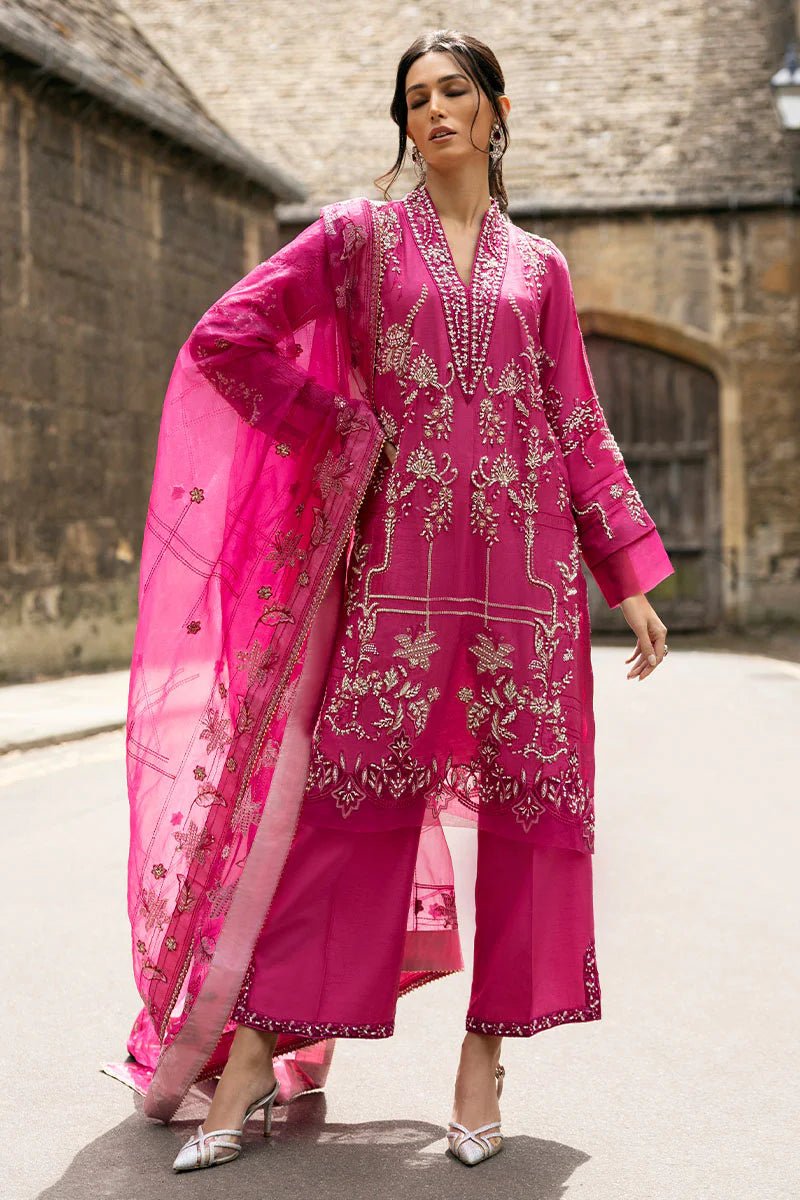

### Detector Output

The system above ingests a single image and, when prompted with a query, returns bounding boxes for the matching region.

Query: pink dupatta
[105,199,455,1122]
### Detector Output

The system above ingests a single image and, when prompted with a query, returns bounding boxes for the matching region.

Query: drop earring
[489,123,504,165]
[411,144,427,183]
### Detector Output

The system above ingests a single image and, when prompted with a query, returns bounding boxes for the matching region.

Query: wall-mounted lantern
[770,42,800,130]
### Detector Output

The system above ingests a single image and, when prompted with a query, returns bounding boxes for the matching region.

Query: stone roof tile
[0,0,304,199]
[121,0,795,214]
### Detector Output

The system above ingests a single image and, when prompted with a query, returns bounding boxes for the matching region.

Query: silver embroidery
[402,186,509,398]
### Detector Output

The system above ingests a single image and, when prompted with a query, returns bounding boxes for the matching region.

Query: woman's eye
[410,89,467,110]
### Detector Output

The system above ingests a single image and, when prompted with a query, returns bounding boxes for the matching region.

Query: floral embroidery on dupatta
[402,185,509,398]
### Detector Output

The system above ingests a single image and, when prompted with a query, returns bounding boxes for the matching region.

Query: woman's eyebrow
[405,73,469,95]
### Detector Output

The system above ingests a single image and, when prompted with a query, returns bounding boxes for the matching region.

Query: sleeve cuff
[588,528,675,608]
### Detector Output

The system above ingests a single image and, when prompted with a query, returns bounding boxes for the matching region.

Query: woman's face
[404,50,506,173]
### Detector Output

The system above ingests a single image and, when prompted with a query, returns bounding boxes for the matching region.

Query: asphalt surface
[2,646,798,1199]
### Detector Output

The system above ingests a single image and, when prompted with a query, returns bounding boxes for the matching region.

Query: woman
[112,29,673,1171]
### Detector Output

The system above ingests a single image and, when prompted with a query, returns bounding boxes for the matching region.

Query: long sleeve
[537,244,675,608]
[185,216,364,439]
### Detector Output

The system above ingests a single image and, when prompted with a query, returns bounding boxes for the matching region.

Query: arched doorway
[582,333,721,631]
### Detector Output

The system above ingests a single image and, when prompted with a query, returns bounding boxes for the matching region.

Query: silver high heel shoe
[446,1062,505,1166]
[172,1077,280,1172]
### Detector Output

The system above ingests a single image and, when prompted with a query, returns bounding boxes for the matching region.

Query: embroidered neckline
[422,190,493,291]
[401,185,509,398]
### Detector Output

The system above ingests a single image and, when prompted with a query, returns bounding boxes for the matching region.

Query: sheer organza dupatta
[103,200,388,1122]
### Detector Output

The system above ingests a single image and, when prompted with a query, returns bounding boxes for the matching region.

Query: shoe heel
[263,1095,275,1138]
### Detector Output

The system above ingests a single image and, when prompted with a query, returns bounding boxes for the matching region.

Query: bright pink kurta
[303,186,674,855]
[108,189,673,1120]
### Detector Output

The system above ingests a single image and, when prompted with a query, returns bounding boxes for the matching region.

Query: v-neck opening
[420,186,494,291]
[401,185,510,398]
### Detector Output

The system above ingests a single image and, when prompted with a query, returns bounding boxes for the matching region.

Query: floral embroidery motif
[305,730,439,820]
[312,449,354,499]
[266,529,305,569]
[323,209,368,308]
[379,288,428,377]
[198,706,232,754]
[413,882,458,930]
[393,627,441,671]
[299,203,664,861]
[373,202,402,278]
[306,731,595,850]
[402,185,509,397]
[173,819,214,865]
[517,230,557,304]
[230,784,260,834]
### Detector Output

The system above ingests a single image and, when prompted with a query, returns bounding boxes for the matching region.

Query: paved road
[2,647,798,1198]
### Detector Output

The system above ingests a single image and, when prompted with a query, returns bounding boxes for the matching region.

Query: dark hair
[375,29,510,212]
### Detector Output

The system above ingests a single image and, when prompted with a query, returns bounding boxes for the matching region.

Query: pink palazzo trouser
[232,555,600,1041]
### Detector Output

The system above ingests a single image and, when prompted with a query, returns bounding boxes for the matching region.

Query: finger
[634,623,657,669]
[625,636,642,665]
[630,656,654,681]
[636,626,667,680]
[638,637,666,680]
[626,651,648,679]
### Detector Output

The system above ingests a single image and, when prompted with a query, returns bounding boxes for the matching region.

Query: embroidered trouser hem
[233,811,600,1038]
[463,819,600,1036]
[233,1001,395,1040]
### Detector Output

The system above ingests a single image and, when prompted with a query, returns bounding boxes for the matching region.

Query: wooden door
[582,334,721,630]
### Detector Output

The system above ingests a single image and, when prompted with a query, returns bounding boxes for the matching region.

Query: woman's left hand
[619,593,669,681]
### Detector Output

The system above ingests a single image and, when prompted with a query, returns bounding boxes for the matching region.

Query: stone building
[1,1,797,684]
[0,0,303,680]
[124,0,800,633]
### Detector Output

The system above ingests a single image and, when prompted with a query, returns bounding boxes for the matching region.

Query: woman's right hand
[382,438,398,465]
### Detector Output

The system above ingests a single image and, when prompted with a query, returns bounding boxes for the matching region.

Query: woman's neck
[422,165,492,230]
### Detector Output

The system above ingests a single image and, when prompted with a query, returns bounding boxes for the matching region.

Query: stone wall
[512,207,799,624]
[136,0,798,626]
[0,51,281,681]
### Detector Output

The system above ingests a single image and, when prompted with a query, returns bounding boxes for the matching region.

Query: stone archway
[579,313,736,630]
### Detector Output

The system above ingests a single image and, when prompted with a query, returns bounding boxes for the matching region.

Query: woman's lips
[429,130,456,142]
